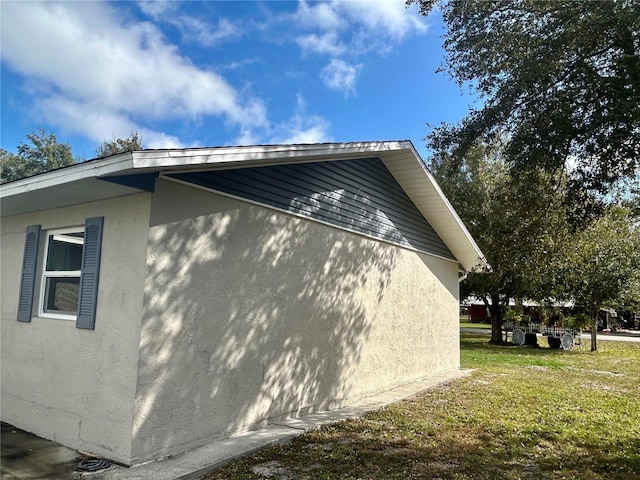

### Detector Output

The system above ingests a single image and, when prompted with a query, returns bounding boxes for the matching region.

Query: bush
[562,313,590,330]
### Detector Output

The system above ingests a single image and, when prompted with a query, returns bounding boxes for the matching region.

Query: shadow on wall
[131,180,400,463]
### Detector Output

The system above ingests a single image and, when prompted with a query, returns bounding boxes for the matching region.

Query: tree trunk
[590,307,599,352]
[489,295,504,344]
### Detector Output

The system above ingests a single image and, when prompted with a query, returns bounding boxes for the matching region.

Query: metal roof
[0,140,487,272]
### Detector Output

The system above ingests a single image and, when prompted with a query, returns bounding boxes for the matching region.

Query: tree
[617,268,640,324]
[1,130,144,183]
[0,129,76,183]
[430,140,571,343]
[1,149,30,184]
[409,0,640,192]
[568,206,640,351]
[95,131,143,158]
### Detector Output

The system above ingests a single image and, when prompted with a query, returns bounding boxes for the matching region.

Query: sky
[0,0,479,161]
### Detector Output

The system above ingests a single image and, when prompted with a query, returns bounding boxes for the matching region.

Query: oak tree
[568,206,640,351]
[429,140,571,343]
[0,129,76,183]
[410,0,640,192]
[95,131,143,158]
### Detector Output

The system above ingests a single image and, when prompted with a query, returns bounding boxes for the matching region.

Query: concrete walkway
[1,369,471,480]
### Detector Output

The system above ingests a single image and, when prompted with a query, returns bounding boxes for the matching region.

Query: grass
[203,335,640,479]
[460,322,492,329]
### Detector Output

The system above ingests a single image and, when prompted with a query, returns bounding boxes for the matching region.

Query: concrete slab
[1,423,81,479]
[1,369,470,480]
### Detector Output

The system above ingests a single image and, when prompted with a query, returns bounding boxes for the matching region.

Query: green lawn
[459,322,491,329]
[204,335,640,479]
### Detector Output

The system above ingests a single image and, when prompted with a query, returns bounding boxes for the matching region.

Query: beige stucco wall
[0,193,151,464]
[131,178,460,464]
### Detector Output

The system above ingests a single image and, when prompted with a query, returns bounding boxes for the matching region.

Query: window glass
[40,228,84,319]
[45,233,84,271]
[43,277,81,315]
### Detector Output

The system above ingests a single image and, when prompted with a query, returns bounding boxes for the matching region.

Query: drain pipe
[458,271,468,283]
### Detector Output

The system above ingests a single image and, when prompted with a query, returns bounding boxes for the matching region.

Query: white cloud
[296,32,345,56]
[338,0,428,41]
[141,130,186,149]
[231,94,331,146]
[180,17,240,47]
[1,1,427,150]
[34,95,186,149]
[138,1,241,47]
[137,0,174,18]
[0,1,264,148]
[236,114,331,146]
[235,128,258,146]
[293,0,428,55]
[268,96,332,145]
[321,60,361,97]
[293,0,348,31]
[277,119,331,144]
[289,0,428,93]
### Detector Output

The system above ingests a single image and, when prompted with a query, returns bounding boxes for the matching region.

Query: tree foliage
[410,0,640,192]
[95,131,143,158]
[1,129,76,183]
[430,140,571,343]
[433,140,639,350]
[568,206,640,351]
[1,130,144,183]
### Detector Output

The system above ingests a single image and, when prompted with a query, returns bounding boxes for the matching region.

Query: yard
[204,334,640,479]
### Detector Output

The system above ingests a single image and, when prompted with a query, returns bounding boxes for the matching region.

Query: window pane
[43,277,80,315]
[46,232,84,271]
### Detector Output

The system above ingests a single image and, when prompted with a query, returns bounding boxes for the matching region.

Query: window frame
[38,226,85,320]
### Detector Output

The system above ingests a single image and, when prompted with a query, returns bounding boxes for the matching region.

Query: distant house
[1,141,486,466]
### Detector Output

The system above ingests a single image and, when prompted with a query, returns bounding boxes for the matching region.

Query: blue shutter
[76,217,104,330]
[17,225,41,322]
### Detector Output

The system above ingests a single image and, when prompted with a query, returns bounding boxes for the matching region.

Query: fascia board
[0,142,406,197]
[0,153,139,217]
[0,153,134,200]
[129,141,409,172]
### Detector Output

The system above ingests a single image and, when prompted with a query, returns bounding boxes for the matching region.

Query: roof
[0,140,487,272]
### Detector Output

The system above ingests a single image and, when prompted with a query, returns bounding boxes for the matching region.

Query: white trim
[0,154,134,200]
[379,144,486,273]
[39,226,85,320]
[52,234,84,245]
[131,141,408,170]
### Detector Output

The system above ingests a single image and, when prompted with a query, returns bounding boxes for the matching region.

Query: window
[17,217,104,329]
[40,228,84,319]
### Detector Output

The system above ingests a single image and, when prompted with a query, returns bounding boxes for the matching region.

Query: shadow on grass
[209,420,640,480]
[205,334,640,480]
[460,334,570,368]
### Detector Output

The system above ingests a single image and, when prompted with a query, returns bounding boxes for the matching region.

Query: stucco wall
[132,178,459,464]
[0,193,151,464]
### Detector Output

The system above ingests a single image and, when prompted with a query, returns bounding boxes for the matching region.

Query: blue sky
[1,1,478,161]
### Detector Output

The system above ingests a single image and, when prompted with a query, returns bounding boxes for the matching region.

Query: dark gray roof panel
[169,157,455,259]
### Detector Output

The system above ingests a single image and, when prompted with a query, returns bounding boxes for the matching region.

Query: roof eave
[0,152,135,198]
[378,144,488,273]
[0,141,488,273]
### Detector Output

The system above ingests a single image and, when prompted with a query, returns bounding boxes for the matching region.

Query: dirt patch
[251,460,295,479]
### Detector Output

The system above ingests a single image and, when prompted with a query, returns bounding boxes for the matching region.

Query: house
[1,141,486,466]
